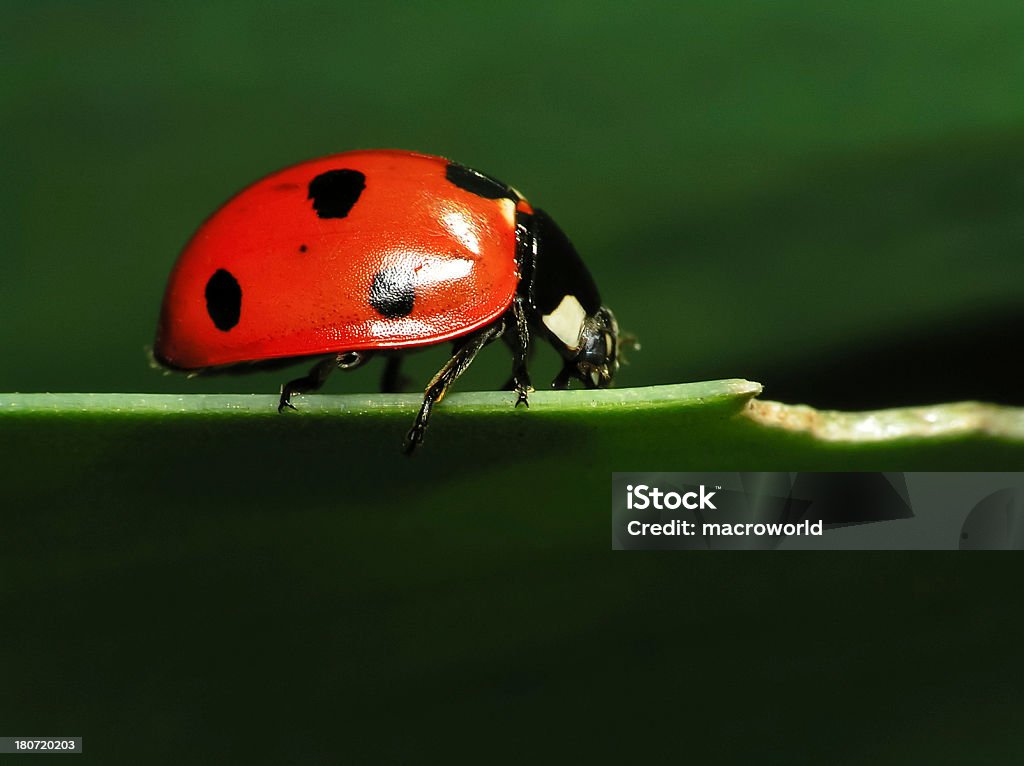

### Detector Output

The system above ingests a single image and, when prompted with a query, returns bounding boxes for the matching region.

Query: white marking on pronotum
[542,294,586,350]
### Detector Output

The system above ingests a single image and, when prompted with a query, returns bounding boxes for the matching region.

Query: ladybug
[154,150,620,452]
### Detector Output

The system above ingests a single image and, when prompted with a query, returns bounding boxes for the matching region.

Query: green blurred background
[4,0,1024,405]
[4,2,1024,763]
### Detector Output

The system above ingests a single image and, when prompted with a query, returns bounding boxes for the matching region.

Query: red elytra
[155,150,534,369]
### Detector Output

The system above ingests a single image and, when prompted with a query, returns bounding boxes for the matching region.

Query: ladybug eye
[307,169,365,219]
[205,269,241,331]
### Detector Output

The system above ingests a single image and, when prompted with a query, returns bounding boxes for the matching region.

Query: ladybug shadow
[47,405,582,521]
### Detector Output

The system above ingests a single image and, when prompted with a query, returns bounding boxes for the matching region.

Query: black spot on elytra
[369,266,416,318]
[445,162,512,200]
[205,269,241,331]
[308,169,365,218]
[298,244,307,253]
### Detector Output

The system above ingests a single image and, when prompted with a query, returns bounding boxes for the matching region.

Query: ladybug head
[548,305,618,389]
[524,209,621,390]
[566,306,619,388]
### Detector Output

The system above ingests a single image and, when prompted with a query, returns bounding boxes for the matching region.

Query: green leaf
[3,380,1023,757]
[3,381,1023,476]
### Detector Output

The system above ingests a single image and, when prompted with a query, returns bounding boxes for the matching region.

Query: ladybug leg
[278,352,367,412]
[551,362,576,390]
[505,296,534,408]
[403,323,503,454]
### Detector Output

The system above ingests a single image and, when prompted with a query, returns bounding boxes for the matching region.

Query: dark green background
[5,1,1024,404]
[3,2,1024,762]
